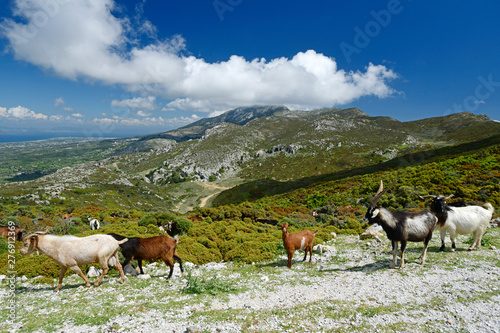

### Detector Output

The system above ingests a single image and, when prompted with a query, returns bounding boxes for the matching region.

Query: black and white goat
[88,217,100,230]
[420,194,494,251]
[364,180,437,268]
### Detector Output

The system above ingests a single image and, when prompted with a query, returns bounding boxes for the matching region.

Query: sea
[0,131,132,143]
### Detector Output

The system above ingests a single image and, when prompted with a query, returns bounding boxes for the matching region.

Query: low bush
[182,271,237,295]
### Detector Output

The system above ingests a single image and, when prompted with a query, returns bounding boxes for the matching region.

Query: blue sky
[0,0,499,141]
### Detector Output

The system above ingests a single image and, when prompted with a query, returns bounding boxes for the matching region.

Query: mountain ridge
[1,106,499,213]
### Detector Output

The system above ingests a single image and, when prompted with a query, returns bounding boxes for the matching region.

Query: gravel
[2,232,500,333]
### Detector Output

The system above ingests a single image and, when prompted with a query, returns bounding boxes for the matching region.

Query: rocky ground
[1,228,499,333]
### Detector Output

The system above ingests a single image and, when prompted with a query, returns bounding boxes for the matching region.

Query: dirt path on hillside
[198,182,233,207]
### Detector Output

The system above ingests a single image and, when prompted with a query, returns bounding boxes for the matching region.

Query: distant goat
[420,194,494,251]
[20,232,127,291]
[0,225,23,242]
[364,180,437,268]
[280,223,317,268]
[108,233,184,280]
[88,217,100,230]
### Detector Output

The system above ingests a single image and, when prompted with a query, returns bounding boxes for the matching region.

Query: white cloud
[0,105,48,120]
[72,113,84,118]
[54,97,73,111]
[1,0,398,113]
[137,110,151,117]
[54,97,65,107]
[91,113,200,128]
[111,96,156,110]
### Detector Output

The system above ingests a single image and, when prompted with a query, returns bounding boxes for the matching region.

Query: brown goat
[280,223,317,268]
[108,233,184,279]
[0,225,24,242]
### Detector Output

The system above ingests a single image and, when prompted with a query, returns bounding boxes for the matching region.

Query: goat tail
[117,238,128,245]
[484,203,494,213]
[313,230,319,235]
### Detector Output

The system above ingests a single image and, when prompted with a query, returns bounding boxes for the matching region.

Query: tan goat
[21,232,127,291]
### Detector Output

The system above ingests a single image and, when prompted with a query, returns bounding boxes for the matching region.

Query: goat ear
[371,209,380,218]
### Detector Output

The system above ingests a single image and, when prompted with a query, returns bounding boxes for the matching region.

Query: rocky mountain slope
[1,106,499,212]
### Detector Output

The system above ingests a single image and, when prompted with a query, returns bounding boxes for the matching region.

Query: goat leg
[439,230,446,251]
[287,251,293,268]
[138,259,145,274]
[470,230,482,250]
[302,249,308,262]
[399,240,407,269]
[419,233,432,265]
[164,259,174,279]
[390,241,398,269]
[174,254,184,273]
[94,267,109,287]
[449,229,457,252]
[114,253,126,284]
[55,267,67,292]
[70,265,91,288]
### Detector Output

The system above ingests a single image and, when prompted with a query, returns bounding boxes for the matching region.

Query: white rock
[138,274,151,280]
[322,245,336,253]
[87,266,102,278]
[313,244,323,254]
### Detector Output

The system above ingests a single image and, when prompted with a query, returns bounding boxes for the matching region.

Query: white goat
[20,232,127,291]
[88,217,100,230]
[421,194,494,251]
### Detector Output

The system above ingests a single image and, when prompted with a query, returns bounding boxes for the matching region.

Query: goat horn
[370,179,397,208]
[443,194,454,200]
[26,232,44,239]
[418,194,437,199]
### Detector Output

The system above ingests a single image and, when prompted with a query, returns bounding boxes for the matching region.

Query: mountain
[1,106,499,213]
[137,105,290,142]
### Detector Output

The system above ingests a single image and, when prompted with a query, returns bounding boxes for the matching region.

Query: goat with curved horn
[364,180,437,268]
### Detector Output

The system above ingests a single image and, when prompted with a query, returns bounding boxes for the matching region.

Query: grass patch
[182,272,238,295]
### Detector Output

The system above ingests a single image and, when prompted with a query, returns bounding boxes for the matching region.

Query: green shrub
[146,224,159,234]
[0,238,8,256]
[0,217,19,227]
[225,241,277,263]
[138,215,157,227]
[182,271,236,295]
[176,238,222,264]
